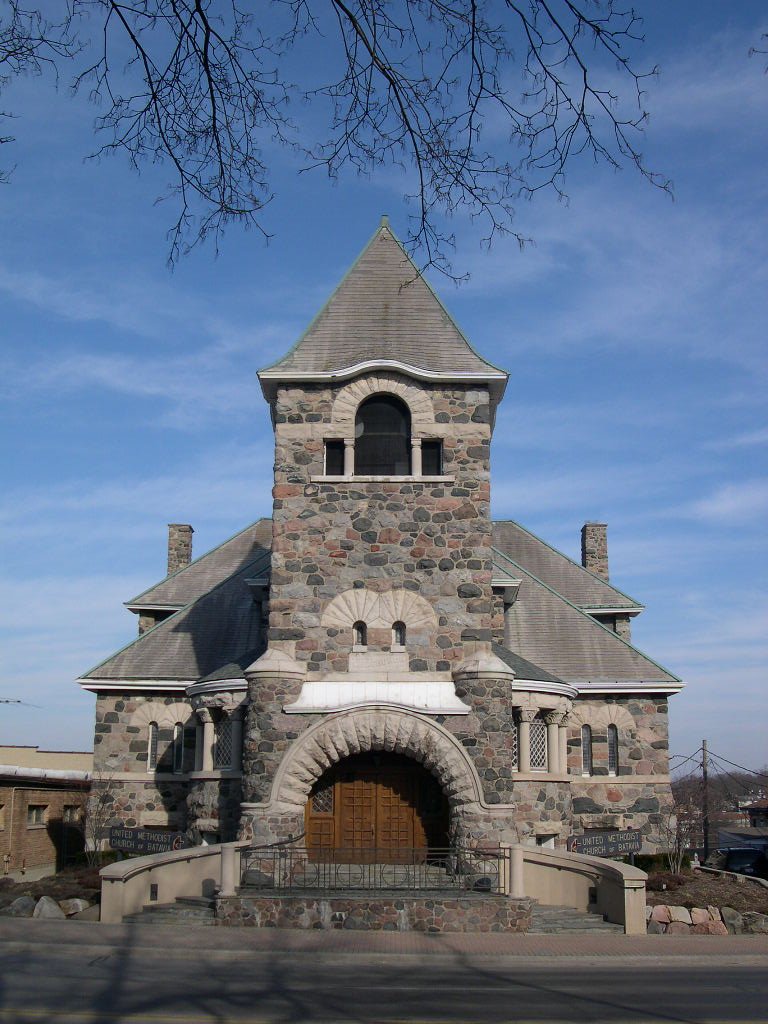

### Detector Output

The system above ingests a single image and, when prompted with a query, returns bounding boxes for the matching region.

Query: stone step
[528,904,624,934]
[124,899,216,926]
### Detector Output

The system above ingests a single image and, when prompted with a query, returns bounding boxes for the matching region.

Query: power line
[669,747,703,774]
[706,750,768,781]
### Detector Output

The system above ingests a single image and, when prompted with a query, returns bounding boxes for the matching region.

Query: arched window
[353,621,367,648]
[147,722,158,771]
[581,725,592,776]
[392,621,406,647]
[607,724,619,775]
[172,723,184,774]
[355,395,411,475]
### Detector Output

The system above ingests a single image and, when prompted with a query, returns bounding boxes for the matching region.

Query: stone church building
[80,220,681,857]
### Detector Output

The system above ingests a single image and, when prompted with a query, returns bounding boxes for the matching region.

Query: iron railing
[240,844,507,894]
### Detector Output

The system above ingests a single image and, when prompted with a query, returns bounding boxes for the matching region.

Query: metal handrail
[240,845,507,894]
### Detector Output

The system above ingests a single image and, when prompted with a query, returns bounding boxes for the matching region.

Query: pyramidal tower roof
[259,218,508,404]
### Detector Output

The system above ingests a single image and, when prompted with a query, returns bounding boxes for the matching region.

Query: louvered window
[355,395,411,475]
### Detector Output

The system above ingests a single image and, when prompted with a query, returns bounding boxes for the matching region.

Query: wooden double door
[305,752,449,862]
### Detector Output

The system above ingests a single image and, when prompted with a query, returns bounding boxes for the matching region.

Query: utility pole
[702,739,710,861]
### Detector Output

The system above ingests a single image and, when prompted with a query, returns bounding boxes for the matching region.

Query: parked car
[705,847,768,880]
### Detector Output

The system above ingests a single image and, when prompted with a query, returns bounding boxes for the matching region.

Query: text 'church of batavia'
[80,220,682,859]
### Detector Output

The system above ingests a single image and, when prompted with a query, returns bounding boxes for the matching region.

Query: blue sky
[1,2,765,772]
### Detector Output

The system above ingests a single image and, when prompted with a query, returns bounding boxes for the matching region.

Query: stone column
[230,706,244,771]
[343,437,355,477]
[545,711,563,774]
[411,437,422,477]
[198,708,215,772]
[518,709,536,773]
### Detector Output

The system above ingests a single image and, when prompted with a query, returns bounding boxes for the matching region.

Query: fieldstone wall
[268,378,494,675]
[568,697,670,779]
[186,777,242,842]
[90,693,194,831]
[215,893,533,931]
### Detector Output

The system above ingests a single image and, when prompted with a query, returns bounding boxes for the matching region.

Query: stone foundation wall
[89,777,188,832]
[215,893,533,931]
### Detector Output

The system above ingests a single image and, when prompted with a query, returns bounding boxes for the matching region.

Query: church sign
[567,830,642,858]
[109,827,189,855]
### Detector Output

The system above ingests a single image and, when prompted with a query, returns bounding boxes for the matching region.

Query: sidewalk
[2,919,767,959]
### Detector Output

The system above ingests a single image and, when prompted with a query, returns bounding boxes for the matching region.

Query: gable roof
[126,519,272,610]
[259,220,507,397]
[492,520,642,612]
[82,555,266,683]
[497,551,680,687]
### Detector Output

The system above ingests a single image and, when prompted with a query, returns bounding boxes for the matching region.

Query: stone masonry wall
[267,379,494,674]
[91,693,193,831]
[568,696,672,850]
[216,893,533,932]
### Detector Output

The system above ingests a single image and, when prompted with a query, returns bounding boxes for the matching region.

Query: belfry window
[353,621,367,648]
[147,722,159,771]
[392,621,406,647]
[355,395,411,475]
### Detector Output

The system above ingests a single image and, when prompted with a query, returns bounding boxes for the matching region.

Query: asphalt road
[0,924,765,1024]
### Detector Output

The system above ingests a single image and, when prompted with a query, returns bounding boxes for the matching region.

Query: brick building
[79,220,682,855]
[0,746,91,880]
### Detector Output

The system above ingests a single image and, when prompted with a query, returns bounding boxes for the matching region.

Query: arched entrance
[305,752,449,862]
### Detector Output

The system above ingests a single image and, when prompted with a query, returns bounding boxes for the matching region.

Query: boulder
[645,904,653,921]
[668,906,692,925]
[58,898,92,917]
[707,905,721,922]
[650,904,671,923]
[720,906,744,935]
[709,921,728,935]
[690,908,710,925]
[33,896,66,919]
[646,920,666,934]
[0,895,37,918]
[742,912,768,935]
[692,922,715,934]
[667,921,691,935]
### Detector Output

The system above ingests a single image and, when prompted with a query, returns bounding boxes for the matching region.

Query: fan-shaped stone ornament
[321,587,437,630]
[331,373,434,432]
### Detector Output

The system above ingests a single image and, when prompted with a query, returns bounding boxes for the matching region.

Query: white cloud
[685,480,768,524]
[705,427,768,451]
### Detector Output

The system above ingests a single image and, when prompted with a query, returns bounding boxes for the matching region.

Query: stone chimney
[167,524,194,576]
[581,522,609,581]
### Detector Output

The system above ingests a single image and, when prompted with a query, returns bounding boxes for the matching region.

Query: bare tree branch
[1,1,673,273]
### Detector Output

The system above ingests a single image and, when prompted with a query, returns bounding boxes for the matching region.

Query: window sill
[312,475,455,484]
[27,823,47,830]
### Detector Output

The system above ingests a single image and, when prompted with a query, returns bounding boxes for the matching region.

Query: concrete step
[124,899,216,926]
[528,904,624,934]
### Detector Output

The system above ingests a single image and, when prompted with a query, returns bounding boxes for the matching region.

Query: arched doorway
[305,752,449,862]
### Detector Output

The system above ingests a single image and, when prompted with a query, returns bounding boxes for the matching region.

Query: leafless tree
[2,1,671,273]
[84,772,119,867]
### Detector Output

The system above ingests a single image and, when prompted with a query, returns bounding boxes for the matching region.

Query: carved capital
[544,710,566,727]
[196,707,213,725]
[518,707,538,724]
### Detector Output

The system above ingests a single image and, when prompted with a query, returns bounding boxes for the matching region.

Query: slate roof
[498,555,680,686]
[83,557,266,682]
[127,519,272,609]
[84,518,677,689]
[491,643,563,684]
[492,521,641,611]
[259,221,506,381]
